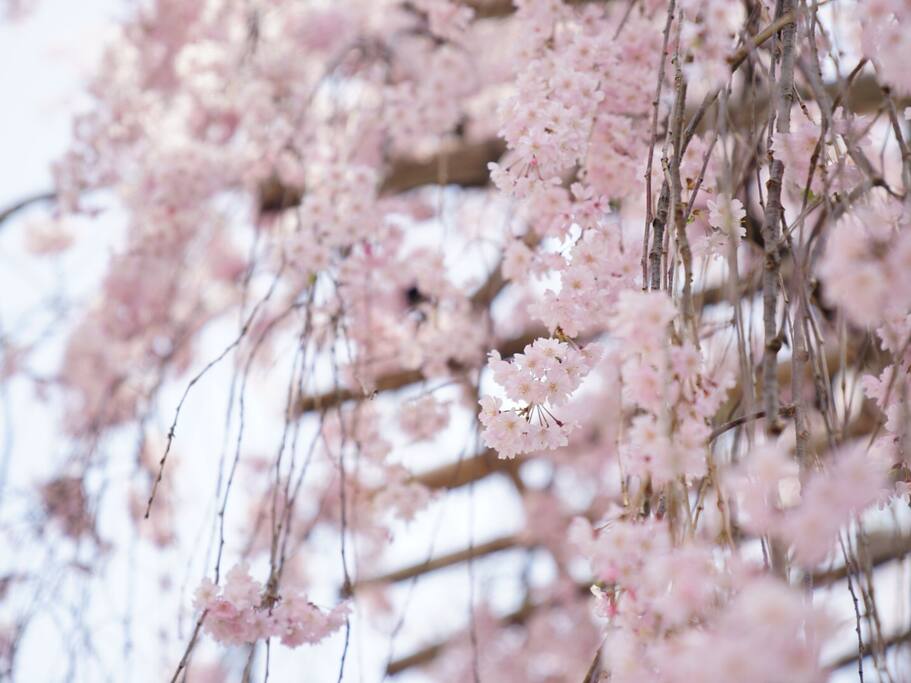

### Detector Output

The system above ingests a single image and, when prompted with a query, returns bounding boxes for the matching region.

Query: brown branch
[386,642,447,676]
[829,627,911,672]
[761,158,785,435]
[259,80,903,215]
[381,139,507,195]
[812,533,911,588]
[350,533,522,592]
[775,0,798,135]
[367,402,880,594]
[719,336,864,428]
[386,587,589,676]
[384,407,885,677]
[296,267,848,420]
[412,449,525,491]
[463,0,594,19]
[709,405,795,442]
[294,328,544,415]
[259,140,507,213]
[757,0,796,442]
[727,9,797,73]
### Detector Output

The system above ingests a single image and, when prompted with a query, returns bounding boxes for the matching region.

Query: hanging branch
[0,191,56,229]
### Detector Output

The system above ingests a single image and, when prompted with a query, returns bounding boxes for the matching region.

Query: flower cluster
[384,44,478,154]
[576,516,832,683]
[371,464,436,523]
[194,564,348,648]
[703,193,746,255]
[612,291,734,484]
[398,395,451,442]
[818,198,911,327]
[527,203,639,336]
[727,443,890,567]
[678,0,745,86]
[860,0,911,95]
[479,338,602,459]
[40,476,94,540]
[780,445,889,567]
[492,36,604,196]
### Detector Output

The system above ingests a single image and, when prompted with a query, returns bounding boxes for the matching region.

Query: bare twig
[0,191,55,228]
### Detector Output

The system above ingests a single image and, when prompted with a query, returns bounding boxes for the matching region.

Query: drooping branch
[0,190,56,229]
[761,158,785,435]
[758,0,797,441]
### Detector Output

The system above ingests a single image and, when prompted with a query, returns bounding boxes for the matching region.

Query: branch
[829,627,911,672]
[259,83,901,215]
[259,140,507,213]
[349,533,522,592]
[761,158,785,435]
[380,139,507,195]
[295,269,848,420]
[294,328,544,415]
[384,407,886,677]
[464,0,594,19]
[412,449,525,491]
[708,405,795,442]
[0,191,56,229]
[365,412,895,597]
[386,587,589,676]
[812,533,911,588]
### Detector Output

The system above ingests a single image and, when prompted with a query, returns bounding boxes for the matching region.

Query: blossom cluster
[727,443,890,567]
[860,0,911,95]
[384,45,478,154]
[398,394,451,442]
[194,564,348,648]
[613,291,734,485]
[702,193,746,256]
[527,206,639,336]
[780,445,889,567]
[575,515,833,683]
[678,0,745,86]
[479,338,602,459]
[490,4,663,205]
[819,198,911,328]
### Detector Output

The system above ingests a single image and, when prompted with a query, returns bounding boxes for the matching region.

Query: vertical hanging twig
[762,0,797,437]
[644,0,678,290]
[761,158,785,435]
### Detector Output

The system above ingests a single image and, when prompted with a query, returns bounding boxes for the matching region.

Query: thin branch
[349,534,523,592]
[0,191,56,229]
[294,328,544,415]
[761,159,785,435]
[709,405,795,442]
